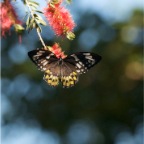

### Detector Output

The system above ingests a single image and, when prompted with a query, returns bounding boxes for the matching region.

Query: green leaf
[66,0,72,4]
[26,16,30,26]
[14,24,25,34]
[14,24,25,31]
[32,22,36,29]
[26,17,36,31]
[28,1,39,8]
[34,14,43,20]
[35,10,43,14]
[33,14,47,26]
[49,3,55,8]
[36,26,42,33]
[36,19,47,26]
[50,0,59,5]
[29,18,35,27]
[66,31,75,40]
[28,0,39,5]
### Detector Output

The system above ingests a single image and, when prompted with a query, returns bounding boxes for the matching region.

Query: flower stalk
[24,0,47,49]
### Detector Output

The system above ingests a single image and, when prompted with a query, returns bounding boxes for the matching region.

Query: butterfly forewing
[60,61,79,88]
[28,49,58,71]
[64,52,102,74]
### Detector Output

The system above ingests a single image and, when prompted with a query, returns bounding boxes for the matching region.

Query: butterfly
[28,49,102,88]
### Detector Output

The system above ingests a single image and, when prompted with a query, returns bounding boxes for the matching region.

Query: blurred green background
[1,0,143,144]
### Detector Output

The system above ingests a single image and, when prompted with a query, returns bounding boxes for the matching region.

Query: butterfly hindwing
[44,69,60,87]
[59,62,79,88]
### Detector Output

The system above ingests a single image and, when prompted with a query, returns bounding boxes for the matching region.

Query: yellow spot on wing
[44,71,59,87]
[70,81,74,85]
[73,76,77,81]
[48,79,52,83]
[66,82,70,87]
[46,70,51,74]
[61,72,79,88]
[45,75,49,79]
[51,81,58,86]
[73,72,77,75]
[44,71,79,88]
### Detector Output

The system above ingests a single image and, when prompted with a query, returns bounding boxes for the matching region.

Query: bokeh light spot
[78,29,99,50]
[8,44,27,64]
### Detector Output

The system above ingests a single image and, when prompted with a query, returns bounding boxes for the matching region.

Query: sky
[13,0,143,25]
[73,0,143,22]
[37,0,143,21]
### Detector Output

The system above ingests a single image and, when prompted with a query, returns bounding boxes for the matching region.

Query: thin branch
[36,28,47,49]
[25,0,47,49]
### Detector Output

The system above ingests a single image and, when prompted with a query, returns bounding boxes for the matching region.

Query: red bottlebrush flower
[0,0,22,37]
[49,43,67,59]
[44,1,75,39]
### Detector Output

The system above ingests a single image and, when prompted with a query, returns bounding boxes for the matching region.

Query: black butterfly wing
[60,52,101,88]
[28,49,58,71]
[28,50,102,88]
[64,52,102,74]
[28,49,60,86]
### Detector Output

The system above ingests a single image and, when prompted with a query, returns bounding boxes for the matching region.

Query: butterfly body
[28,49,101,88]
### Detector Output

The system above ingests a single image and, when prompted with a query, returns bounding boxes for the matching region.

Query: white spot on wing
[46,56,50,59]
[85,55,94,61]
[81,69,84,72]
[40,59,47,63]
[76,69,81,73]
[76,63,82,69]
[43,61,48,66]
[91,60,96,65]
[43,67,47,71]
[79,61,84,66]
[83,53,90,56]
[71,54,79,61]
[88,60,91,63]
